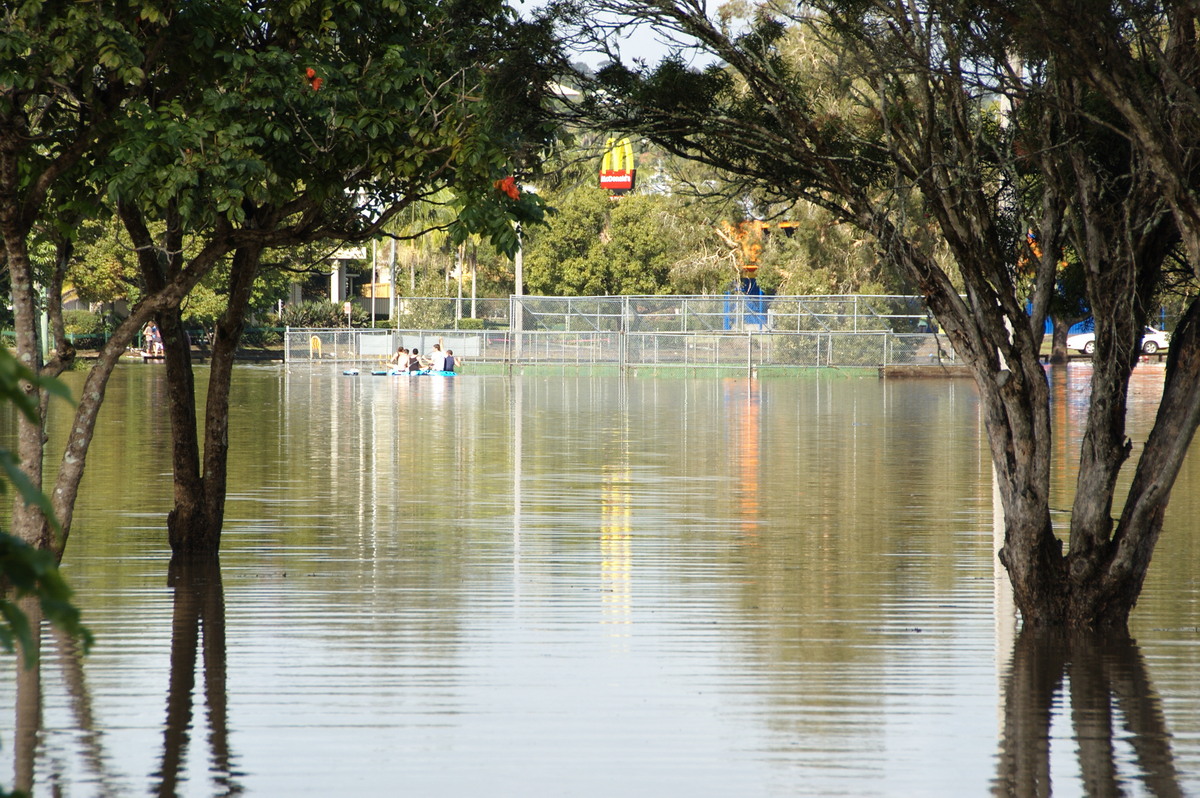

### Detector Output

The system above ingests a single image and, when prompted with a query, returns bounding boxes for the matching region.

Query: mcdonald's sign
[599,137,636,192]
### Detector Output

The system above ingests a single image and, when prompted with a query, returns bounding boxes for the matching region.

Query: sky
[511,0,711,69]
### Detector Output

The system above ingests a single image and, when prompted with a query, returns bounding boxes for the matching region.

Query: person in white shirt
[429,343,447,372]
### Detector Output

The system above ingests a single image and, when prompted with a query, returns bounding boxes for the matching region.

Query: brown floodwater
[1,361,1197,796]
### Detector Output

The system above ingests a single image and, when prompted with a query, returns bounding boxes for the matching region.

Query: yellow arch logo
[599,137,636,191]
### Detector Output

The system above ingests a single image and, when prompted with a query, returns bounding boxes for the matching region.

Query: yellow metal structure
[716,220,801,275]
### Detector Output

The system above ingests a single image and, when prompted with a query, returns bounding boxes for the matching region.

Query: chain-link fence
[342,292,1188,335]
[285,327,958,372]
[350,294,929,333]
[509,294,933,334]
[387,296,510,329]
[283,329,506,363]
[287,294,956,371]
[622,331,954,370]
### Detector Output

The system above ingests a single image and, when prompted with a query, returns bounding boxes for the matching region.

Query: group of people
[389,342,456,373]
[143,322,163,356]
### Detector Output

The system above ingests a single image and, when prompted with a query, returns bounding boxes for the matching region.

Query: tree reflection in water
[995,627,1183,797]
[12,601,127,795]
[12,596,41,796]
[153,555,242,797]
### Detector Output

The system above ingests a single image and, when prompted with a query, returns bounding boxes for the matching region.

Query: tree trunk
[161,303,210,554]
[45,238,77,376]
[1,183,49,548]
[867,133,1186,629]
[118,201,241,557]
[1,67,116,552]
[166,243,265,556]
[49,307,172,558]
[0,197,232,560]
[1049,319,1070,365]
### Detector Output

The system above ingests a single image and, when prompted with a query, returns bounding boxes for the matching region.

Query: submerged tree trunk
[120,201,243,557]
[160,303,209,554]
[847,56,1192,628]
[49,306,182,558]
[165,243,265,556]
[3,203,228,558]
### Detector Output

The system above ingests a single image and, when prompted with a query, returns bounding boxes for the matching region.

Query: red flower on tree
[494,176,519,200]
[305,67,322,91]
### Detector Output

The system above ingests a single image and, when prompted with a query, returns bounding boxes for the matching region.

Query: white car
[1067,325,1170,356]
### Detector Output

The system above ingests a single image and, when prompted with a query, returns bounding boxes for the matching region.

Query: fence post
[511,294,524,364]
[747,332,753,378]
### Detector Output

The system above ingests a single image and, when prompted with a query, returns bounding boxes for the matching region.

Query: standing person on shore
[145,322,163,356]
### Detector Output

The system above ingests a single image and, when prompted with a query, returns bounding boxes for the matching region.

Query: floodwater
[2,362,1199,796]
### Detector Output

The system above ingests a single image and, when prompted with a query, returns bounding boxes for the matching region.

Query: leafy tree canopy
[1,0,567,556]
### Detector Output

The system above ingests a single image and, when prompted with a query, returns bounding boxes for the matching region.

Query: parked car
[1066,325,1171,356]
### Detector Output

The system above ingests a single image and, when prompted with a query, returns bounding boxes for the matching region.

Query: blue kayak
[348,368,456,377]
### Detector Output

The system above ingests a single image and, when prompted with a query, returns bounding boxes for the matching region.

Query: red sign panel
[599,170,636,191]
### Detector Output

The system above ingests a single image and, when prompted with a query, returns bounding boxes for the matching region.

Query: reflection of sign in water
[599,137,636,193]
[601,464,632,633]
[724,379,761,539]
